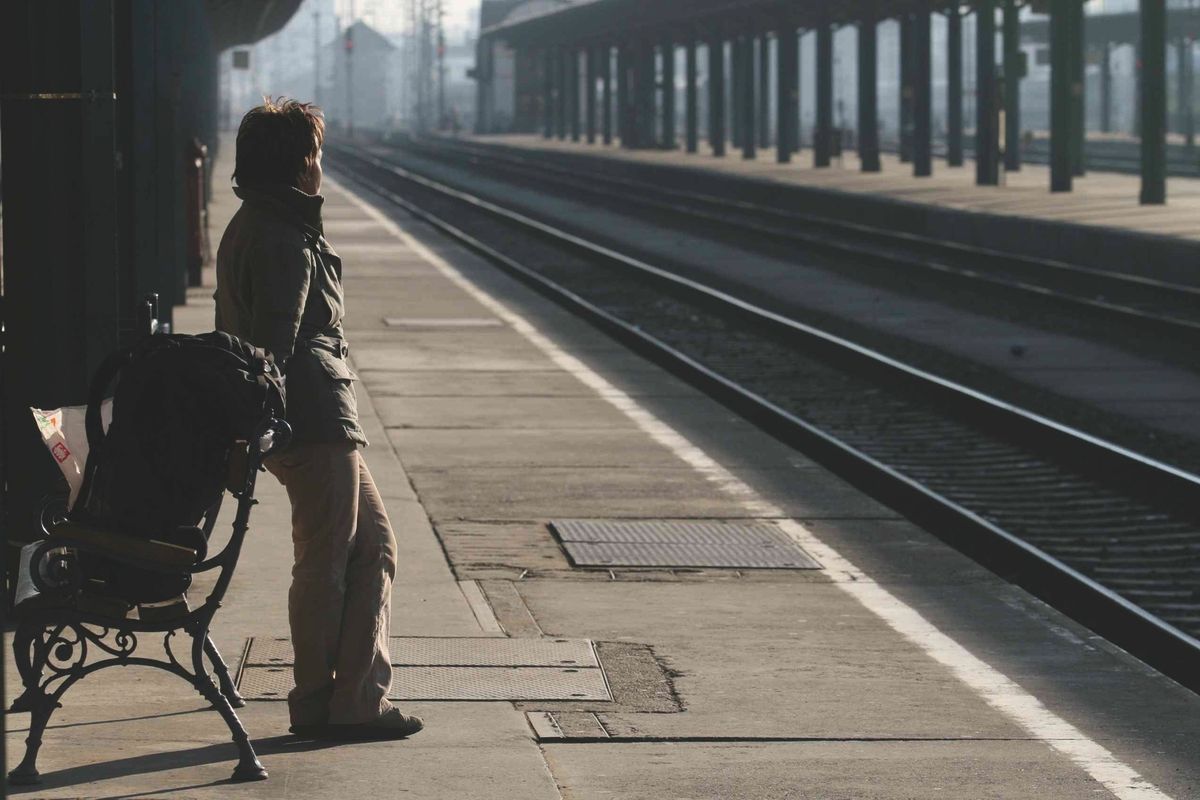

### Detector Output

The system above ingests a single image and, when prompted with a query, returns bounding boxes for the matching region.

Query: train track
[395,135,1200,346]
[327,142,1200,693]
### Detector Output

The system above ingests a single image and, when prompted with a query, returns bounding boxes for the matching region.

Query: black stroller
[9,331,288,785]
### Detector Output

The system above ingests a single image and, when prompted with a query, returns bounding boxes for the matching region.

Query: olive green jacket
[214,184,367,446]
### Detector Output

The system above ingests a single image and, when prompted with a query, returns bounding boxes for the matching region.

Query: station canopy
[480,0,986,44]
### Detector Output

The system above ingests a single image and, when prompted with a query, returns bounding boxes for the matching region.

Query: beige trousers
[266,441,397,726]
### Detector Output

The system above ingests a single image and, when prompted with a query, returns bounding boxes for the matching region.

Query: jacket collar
[235,183,324,238]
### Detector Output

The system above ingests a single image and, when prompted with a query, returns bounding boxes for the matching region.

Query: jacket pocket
[312,347,358,382]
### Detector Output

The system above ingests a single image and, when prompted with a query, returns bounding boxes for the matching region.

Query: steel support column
[913,10,932,176]
[1003,0,1022,171]
[1100,41,1112,133]
[976,0,999,185]
[741,35,757,159]
[731,38,743,147]
[686,37,699,153]
[1141,0,1167,204]
[543,48,554,138]
[1050,0,1073,191]
[778,19,798,163]
[1070,0,1085,176]
[602,45,613,144]
[586,46,597,143]
[815,21,833,167]
[617,43,630,146]
[635,39,656,147]
[858,14,880,172]
[662,37,676,148]
[758,34,770,148]
[569,48,581,142]
[947,8,964,166]
[1178,38,1194,147]
[709,34,727,156]
[556,47,567,139]
[899,13,914,163]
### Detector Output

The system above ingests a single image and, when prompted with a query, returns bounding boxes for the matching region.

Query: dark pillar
[741,35,757,159]
[976,0,999,185]
[617,43,630,146]
[1070,0,1086,176]
[899,13,914,163]
[731,38,743,147]
[1,0,121,548]
[709,34,727,156]
[586,46,597,144]
[778,19,799,163]
[1141,0,1167,204]
[947,9,964,166]
[1178,38,1194,147]
[662,37,676,148]
[686,37,699,153]
[602,45,613,144]
[569,48,581,142]
[556,47,567,139]
[1100,41,1112,133]
[858,15,880,171]
[1050,0,1073,191]
[543,49,554,138]
[815,21,833,167]
[1003,0,1022,171]
[758,33,770,148]
[636,39,656,147]
[913,10,932,176]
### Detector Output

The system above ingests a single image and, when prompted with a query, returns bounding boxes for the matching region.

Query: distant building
[324,20,399,134]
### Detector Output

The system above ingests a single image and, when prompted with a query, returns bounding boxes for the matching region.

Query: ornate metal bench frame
[8,419,290,786]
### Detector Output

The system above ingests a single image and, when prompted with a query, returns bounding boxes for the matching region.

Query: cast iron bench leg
[204,636,245,708]
[192,633,266,782]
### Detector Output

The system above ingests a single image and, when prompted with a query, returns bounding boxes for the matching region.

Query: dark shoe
[288,722,327,739]
[322,708,424,741]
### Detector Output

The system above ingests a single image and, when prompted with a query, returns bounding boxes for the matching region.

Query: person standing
[215,98,421,741]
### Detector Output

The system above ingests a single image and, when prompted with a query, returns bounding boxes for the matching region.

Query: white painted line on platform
[333,176,1173,800]
[458,580,505,635]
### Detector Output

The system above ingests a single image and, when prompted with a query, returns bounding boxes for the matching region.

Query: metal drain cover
[244,636,598,668]
[383,317,502,328]
[238,637,611,702]
[239,665,610,702]
[551,519,821,569]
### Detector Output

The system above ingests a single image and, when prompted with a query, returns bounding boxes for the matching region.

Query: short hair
[232,97,325,187]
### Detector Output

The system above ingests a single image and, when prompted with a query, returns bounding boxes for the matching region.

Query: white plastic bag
[31,400,112,509]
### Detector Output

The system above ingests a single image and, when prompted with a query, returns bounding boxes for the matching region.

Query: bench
[8,417,290,785]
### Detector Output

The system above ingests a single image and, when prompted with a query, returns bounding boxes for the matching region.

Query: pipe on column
[814,20,832,167]
[1100,40,1112,134]
[947,9,964,166]
[778,19,798,164]
[1141,0,1167,204]
[1003,0,1022,171]
[1050,0,1073,191]
[976,0,999,185]
[663,36,676,148]
[617,43,630,147]
[858,14,880,172]
[709,33,727,156]
[913,10,932,177]
[686,36,699,153]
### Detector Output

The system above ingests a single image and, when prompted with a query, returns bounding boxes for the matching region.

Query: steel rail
[328,143,1200,693]
[400,136,1200,341]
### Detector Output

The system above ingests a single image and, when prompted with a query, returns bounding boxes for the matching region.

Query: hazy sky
[335,0,481,37]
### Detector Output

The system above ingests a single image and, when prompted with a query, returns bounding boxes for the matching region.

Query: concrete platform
[6,137,1199,799]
